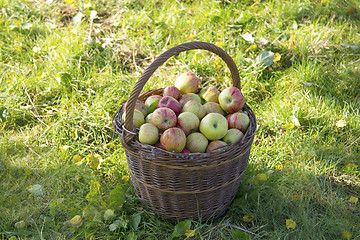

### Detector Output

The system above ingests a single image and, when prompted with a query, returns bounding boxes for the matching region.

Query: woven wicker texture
[113,42,257,221]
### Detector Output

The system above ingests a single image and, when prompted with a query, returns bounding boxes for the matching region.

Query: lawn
[0,0,359,239]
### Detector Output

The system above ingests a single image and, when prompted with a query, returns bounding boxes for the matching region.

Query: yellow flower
[64,0,75,4]
[186,35,194,40]
[286,219,296,229]
[185,229,196,237]
[122,175,130,181]
[73,155,84,165]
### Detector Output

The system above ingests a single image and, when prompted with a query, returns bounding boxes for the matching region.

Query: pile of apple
[122,72,250,153]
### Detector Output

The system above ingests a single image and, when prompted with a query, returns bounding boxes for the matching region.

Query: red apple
[151,108,177,132]
[177,112,199,135]
[138,123,159,145]
[218,87,246,113]
[163,86,181,100]
[157,96,181,116]
[179,93,202,107]
[206,140,228,153]
[180,148,191,154]
[203,102,226,116]
[160,127,186,153]
[186,132,209,153]
[199,113,228,140]
[175,72,199,94]
[199,86,220,103]
[182,100,206,120]
[226,112,250,133]
[223,128,244,144]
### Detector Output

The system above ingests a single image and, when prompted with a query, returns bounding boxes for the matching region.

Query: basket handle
[124,41,241,141]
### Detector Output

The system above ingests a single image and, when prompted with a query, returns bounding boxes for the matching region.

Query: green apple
[145,95,162,107]
[122,109,144,128]
[186,132,208,153]
[182,100,206,120]
[199,86,220,103]
[138,123,159,145]
[175,72,199,94]
[124,100,148,117]
[145,113,152,123]
[223,128,244,144]
[177,112,199,135]
[206,140,228,153]
[179,93,202,107]
[218,86,246,113]
[203,102,226,116]
[160,127,186,152]
[199,113,228,140]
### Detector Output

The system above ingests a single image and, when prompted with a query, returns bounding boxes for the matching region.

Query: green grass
[1,0,359,239]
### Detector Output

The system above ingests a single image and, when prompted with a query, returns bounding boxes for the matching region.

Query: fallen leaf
[73,154,83,165]
[256,173,269,182]
[15,220,26,229]
[231,229,250,240]
[242,32,255,43]
[256,51,274,67]
[346,6,357,15]
[172,219,192,238]
[336,119,346,128]
[104,209,115,221]
[28,184,44,196]
[243,214,254,222]
[282,124,295,130]
[86,154,100,170]
[70,215,82,228]
[60,145,69,152]
[349,196,358,204]
[86,180,101,203]
[340,44,358,50]
[342,231,351,240]
[286,219,296,229]
[273,52,281,62]
[185,229,196,237]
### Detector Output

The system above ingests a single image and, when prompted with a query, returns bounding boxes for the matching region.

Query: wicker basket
[113,42,257,221]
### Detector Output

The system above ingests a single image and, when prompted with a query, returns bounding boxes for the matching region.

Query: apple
[151,108,177,132]
[163,86,181,100]
[179,93,202,107]
[203,102,226,116]
[218,87,246,113]
[181,148,191,154]
[177,112,199,135]
[145,113,152,123]
[199,86,220,103]
[182,100,206,120]
[138,123,159,145]
[206,140,228,153]
[175,72,199,94]
[160,127,186,153]
[145,95,162,107]
[123,100,148,117]
[122,109,144,128]
[223,128,244,144]
[186,132,208,153]
[157,96,181,116]
[199,113,228,140]
[226,112,250,133]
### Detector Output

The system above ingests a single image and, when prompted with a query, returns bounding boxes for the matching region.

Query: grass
[0,0,359,239]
